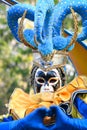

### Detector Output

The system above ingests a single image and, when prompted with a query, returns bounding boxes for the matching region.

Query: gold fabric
[71,104,83,119]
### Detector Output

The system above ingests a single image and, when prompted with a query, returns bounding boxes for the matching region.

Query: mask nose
[40,82,54,92]
[44,84,50,91]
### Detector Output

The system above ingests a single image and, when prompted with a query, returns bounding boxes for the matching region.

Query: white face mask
[34,68,62,93]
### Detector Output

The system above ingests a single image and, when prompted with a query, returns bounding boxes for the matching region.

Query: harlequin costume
[0,0,87,130]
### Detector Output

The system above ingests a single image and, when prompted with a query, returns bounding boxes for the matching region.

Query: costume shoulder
[71,76,87,118]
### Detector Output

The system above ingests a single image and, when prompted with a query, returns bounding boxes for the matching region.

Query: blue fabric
[53,0,87,41]
[0,122,10,130]
[3,116,13,122]
[49,105,87,130]
[7,3,35,42]
[74,96,87,118]
[0,107,49,130]
[0,105,87,130]
[34,0,54,55]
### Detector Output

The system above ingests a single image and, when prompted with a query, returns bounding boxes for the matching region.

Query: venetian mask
[34,68,62,93]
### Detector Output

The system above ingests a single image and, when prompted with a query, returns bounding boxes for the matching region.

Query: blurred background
[0,0,86,115]
[0,0,37,115]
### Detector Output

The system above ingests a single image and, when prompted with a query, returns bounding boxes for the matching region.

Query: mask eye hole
[49,77,58,85]
[36,77,45,85]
